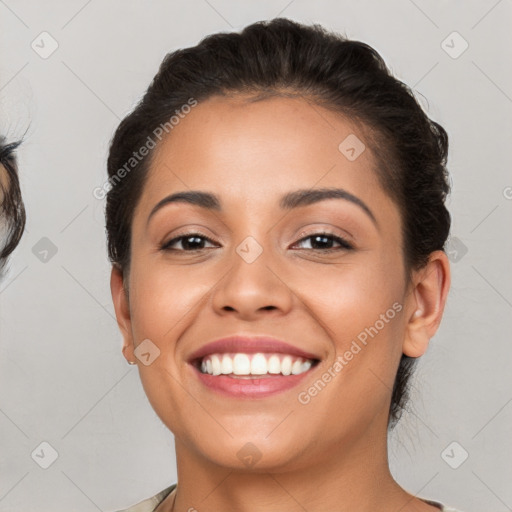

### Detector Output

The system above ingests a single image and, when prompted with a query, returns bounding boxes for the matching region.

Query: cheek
[127,263,204,435]
[294,251,405,391]
[293,253,403,338]
[128,261,209,343]
[294,267,404,435]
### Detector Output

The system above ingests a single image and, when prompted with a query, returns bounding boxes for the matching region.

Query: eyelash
[159,231,354,253]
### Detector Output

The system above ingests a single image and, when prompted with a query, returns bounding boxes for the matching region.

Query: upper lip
[187,335,321,363]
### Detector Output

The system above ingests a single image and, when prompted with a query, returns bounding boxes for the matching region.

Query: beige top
[112,483,464,512]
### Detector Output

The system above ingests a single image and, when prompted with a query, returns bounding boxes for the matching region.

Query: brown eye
[160,232,218,252]
[293,232,354,252]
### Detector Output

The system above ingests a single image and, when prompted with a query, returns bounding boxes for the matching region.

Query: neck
[161,412,438,512]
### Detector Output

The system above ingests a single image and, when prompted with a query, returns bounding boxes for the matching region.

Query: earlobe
[402,251,451,358]
[110,265,135,363]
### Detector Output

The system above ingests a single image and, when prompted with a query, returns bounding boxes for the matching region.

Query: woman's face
[112,94,426,470]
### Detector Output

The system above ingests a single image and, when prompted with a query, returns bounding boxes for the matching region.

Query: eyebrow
[146,187,378,228]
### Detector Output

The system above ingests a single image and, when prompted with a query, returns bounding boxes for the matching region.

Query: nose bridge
[227,203,275,265]
[230,230,276,289]
[210,226,292,316]
[229,204,283,275]
[235,233,267,266]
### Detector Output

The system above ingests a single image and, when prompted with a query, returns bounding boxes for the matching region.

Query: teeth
[198,352,315,377]
[268,355,281,374]
[233,354,251,375]
[221,354,233,374]
[291,359,303,375]
[281,355,292,376]
[250,353,268,375]
[211,354,221,376]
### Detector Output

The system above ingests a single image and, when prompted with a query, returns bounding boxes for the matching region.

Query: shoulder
[112,487,464,512]
[422,497,465,512]
[111,483,177,512]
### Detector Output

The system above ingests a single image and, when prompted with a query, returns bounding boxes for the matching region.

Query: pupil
[313,235,331,249]
[184,236,203,250]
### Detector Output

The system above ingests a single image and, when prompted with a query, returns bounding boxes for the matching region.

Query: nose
[210,237,294,320]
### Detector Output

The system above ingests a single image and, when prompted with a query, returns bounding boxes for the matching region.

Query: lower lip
[190,364,315,398]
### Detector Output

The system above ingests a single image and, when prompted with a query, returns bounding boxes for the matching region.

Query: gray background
[1,1,511,511]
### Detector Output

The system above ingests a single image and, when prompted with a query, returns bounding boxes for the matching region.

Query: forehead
[135,94,394,221]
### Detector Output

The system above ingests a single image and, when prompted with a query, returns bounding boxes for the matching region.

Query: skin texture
[110,94,450,512]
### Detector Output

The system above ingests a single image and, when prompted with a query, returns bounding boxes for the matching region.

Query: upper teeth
[200,353,313,376]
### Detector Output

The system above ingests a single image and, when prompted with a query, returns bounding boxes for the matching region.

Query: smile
[191,352,320,398]
[199,352,315,377]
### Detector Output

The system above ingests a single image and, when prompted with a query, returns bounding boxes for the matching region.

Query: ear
[402,250,451,358]
[110,265,135,364]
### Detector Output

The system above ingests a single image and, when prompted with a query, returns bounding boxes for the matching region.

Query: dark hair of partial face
[105,18,451,430]
[0,137,26,277]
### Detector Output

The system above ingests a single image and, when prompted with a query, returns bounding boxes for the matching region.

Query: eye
[160,232,218,252]
[159,231,354,253]
[292,231,354,252]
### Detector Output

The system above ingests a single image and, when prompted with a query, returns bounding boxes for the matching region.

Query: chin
[186,432,314,473]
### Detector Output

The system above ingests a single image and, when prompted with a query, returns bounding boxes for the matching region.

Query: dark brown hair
[105,17,451,429]
[0,137,26,276]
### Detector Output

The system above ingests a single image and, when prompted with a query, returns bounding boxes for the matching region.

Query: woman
[107,18,461,512]
[0,136,26,277]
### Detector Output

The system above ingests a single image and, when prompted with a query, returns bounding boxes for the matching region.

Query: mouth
[193,352,319,378]
[187,336,322,398]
